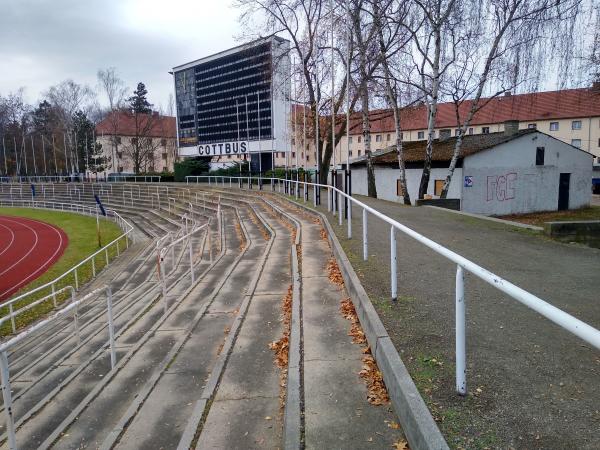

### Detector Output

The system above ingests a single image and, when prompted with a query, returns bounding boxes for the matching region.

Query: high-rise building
[172,36,291,171]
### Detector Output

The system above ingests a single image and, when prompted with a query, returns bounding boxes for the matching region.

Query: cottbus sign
[197,141,248,156]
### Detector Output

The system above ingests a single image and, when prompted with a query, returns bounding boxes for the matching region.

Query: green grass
[0,207,124,336]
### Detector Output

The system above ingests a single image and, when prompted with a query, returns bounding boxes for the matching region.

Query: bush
[174,158,210,182]
[209,161,250,176]
[266,167,310,181]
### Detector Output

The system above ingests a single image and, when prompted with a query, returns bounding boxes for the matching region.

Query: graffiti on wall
[487,173,517,202]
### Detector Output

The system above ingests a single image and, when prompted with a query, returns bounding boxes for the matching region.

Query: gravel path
[290,190,600,450]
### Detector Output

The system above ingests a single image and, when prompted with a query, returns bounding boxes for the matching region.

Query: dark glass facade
[175,40,275,147]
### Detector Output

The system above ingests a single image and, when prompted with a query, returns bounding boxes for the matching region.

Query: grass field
[0,207,124,336]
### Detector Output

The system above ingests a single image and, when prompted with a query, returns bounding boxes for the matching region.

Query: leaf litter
[340,297,390,406]
[268,285,293,411]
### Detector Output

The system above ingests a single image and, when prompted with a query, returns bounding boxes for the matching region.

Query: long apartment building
[270,85,600,169]
[96,111,178,175]
[211,86,600,169]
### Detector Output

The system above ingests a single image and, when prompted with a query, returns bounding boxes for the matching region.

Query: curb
[424,205,543,231]
[284,197,449,450]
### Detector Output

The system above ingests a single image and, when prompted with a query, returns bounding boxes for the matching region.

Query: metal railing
[156,203,219,313]
[0,285,117,450]
[0,199,134,334]
[186,174,600,396]
[107,175,161,183]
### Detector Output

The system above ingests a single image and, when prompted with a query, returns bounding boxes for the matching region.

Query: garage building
[350,122,593,216]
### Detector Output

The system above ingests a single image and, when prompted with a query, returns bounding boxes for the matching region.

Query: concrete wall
[351,166,462,204]
[461,133,593,215]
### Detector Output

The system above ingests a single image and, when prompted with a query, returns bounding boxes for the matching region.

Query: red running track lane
[0,215,68,302]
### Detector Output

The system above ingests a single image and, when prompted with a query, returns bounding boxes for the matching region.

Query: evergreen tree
[128,82,153,114]
[31,100,55,135]
[72,110,109,174]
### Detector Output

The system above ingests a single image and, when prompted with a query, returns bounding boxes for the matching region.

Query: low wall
[415,198,461,210]
[544,221,600,248]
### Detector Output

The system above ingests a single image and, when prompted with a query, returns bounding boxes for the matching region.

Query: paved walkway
[291,189,600,449]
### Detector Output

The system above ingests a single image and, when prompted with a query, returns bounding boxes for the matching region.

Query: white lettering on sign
[197,141,248,156]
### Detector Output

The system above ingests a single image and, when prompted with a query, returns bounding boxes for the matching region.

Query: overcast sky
[0,0,240,112]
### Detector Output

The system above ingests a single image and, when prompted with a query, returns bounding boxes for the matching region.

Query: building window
[161,138,167,147]
[115,136,122,145]
[386,134,391,141]
[571,139,581,148]
[117,152,123,159]
[549,122,559,131]
[163,166,167,172]
[358,136,362,143]
[118,166,124,173]
[455,129,461,136]
[349,136,353,144]
[396,179,405,197]
[306,155,310,161]
[417,131,425,139]
[227,155,231,159]
[527,123,537,129]
[400,132,403,139]
[598,138,600,147]
[131,137,138,145]
[482,127,490,134]
[468,128,474,135]
[434,180,444,196]
[349,150,353,156]
[162,152,168,160]
[536,147,545,165]
[358,150,362,156]
[376,135,382,142]
[292,152,295,158]
[572,120,582,130]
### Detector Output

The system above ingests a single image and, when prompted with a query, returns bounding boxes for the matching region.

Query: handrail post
[362,208,368,261]
[456,265,467,396]
[0,351,16,450]
[106,286,117,370]
[72,289,81,345]
[327,187,331,212]
[188,230,195,285]
[347,198,352,239]
[390,226,397,301]
[338,192,343,226]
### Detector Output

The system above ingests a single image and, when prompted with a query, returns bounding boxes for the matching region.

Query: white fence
[0,285,117,450]
[186,174,600,396]
[0,199,134,334]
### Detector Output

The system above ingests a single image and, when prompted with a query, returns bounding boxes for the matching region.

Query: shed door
[558,173,570,211]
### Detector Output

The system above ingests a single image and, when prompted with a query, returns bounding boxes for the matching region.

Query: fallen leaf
[392,439,409,450]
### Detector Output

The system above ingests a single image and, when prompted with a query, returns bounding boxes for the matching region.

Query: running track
[0,216,68,302]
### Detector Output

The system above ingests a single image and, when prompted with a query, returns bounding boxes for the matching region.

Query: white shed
[350,128,593,216]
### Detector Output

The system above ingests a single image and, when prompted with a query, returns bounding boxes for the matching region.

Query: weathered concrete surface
[299,192,600,449]
[544,220,600,248]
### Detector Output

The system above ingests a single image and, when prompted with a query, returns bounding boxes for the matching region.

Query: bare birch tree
[372,0,414,204]
[439,0,584,198]
[97,68,128,173]
[404,0,461,199]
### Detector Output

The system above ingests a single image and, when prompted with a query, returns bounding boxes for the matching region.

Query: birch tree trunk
[417,26,441,200]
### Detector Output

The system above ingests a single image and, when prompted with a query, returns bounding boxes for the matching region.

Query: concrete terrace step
[0,183,407,450]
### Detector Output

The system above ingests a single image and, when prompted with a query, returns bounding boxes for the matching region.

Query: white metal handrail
[186,174,600,396]
[0,199,134,333]
[0,285,117,450]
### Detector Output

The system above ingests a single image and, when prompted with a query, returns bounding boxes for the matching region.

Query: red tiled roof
[294,87,600,135]
[96,111,176,138]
